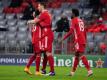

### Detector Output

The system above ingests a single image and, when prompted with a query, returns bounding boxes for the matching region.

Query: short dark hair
[39,2,47,8]
[72,8,79,17]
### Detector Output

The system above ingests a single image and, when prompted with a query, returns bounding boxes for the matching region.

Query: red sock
[27,53,36,68]
[47,55,54,72]
[72,56,79,72]
[42,54,48,70]
[81,55,90,71]
[35,54,41,72]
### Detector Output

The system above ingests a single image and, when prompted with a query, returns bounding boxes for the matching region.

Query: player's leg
[41,52,47,74]
[70,43,93,76]
[46,51,55,76]
[24,44,37,75]
[79,44,93,76]
[69,43,80,76]
[43,36,55,76]
[69,52,79,76]
[41,34,55,76]
[80,54,93,76]
[34,44,43,75]
[35,53,43,75]
[46,44,55,76]
[35,53,41,71]
[24,53,36,75]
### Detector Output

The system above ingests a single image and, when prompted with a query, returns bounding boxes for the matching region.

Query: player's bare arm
[27,20,35,25]
[27,18,40,26]
[63,28,73,40]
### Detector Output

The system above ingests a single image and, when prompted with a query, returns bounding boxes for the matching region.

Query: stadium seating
[17,32,28,53]
[87,33,94,42]
[0,39,6,53]
[86,41,95,54]
[94,33,105,43]
[0,32,5,40]
[0,32,6,52]
[5,31,17,53]
[16,13,23,19]
[18,25,28,32]
[17,20,27,26]
[8,25,17,32]
[7,39,17,53]
[53,9,62,16]
[0,19,6,26]
[7,19,17,26]
[0,0,106,54]
[5,13,15,20]
[0,13,5,20]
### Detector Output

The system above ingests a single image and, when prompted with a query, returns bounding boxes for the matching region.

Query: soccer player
[27,2,55,76]
[24,21,43,76]
[61,9,93,76]
[24,10,47,76]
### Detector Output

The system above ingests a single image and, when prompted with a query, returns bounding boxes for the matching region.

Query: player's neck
[42,9,47,13]
[73,17,78,19]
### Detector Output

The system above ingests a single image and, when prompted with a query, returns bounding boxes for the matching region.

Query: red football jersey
[36,10,54,52]
[31,25,42,53]
[31,25,41,45]
[38,10,53,37]
[63,17,86,44]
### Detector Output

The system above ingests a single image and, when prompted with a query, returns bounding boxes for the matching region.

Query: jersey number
[79,20,84,31]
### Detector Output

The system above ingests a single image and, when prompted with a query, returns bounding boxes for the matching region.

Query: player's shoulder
[72,17,78,23]
[41,11,49,17]
[42,10,50,14]
[44,10,52,18]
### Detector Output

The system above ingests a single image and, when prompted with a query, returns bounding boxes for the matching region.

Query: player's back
[72,17,86,44]
[32,25,41,44]
[39,10,52,28]
[39,10,53,38]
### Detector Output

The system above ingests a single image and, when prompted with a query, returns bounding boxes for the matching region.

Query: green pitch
[0,65,107,80]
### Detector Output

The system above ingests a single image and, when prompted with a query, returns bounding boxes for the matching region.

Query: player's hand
[27,20,36,26]
[27,21,32,27]
[28,20,35,24]
[27,20,32,25]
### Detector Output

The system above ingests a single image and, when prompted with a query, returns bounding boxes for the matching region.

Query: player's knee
[75,52,80,57]
[75,51,84,57]
[36,54,41,57]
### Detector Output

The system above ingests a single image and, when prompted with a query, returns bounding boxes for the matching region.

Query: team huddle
[24,2,93,77]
